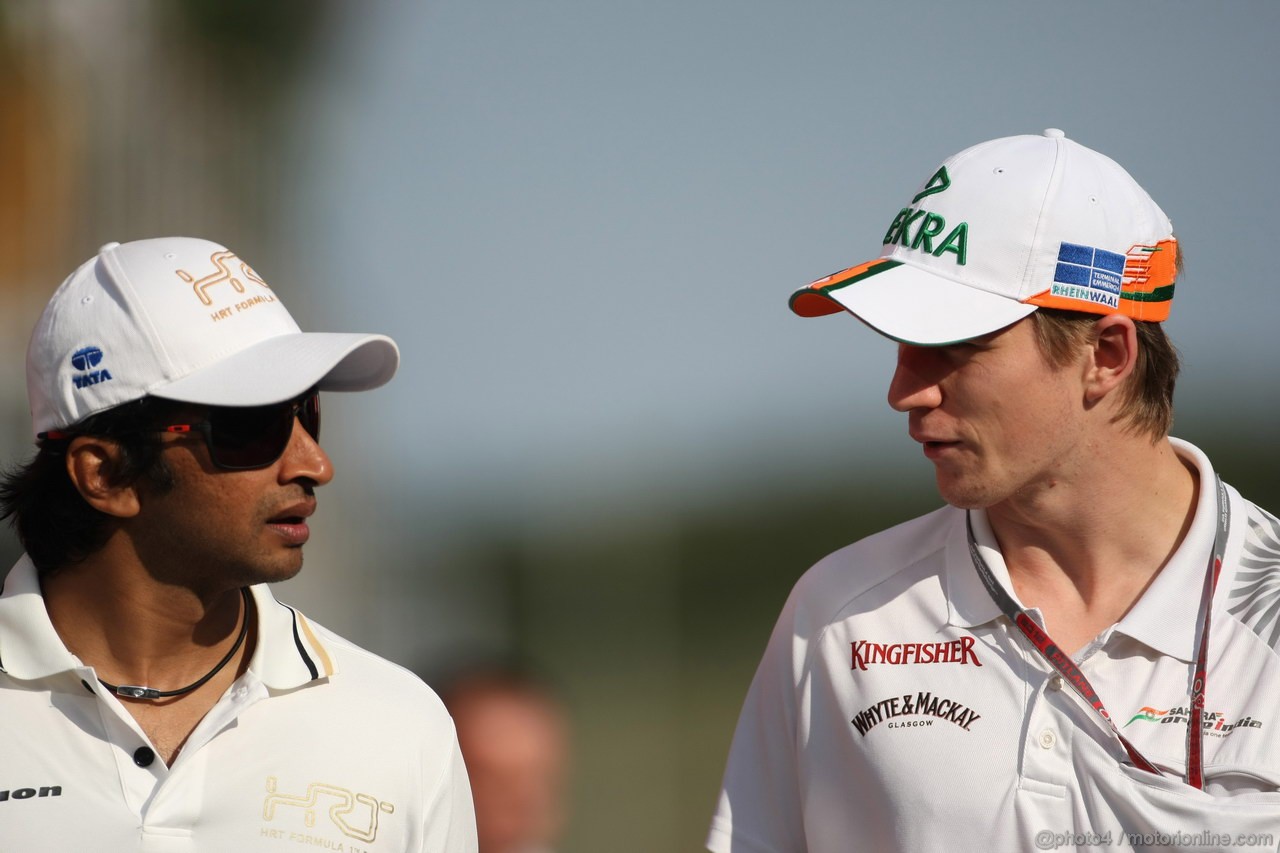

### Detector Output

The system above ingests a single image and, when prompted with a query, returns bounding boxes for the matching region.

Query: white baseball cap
[789,129,1178,345]
[27,237,400,436]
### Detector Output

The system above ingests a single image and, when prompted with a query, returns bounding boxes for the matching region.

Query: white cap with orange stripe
[789,129,1177,345]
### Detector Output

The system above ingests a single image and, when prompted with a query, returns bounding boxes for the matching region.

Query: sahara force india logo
[851,691,981,736]
[1125,706,1263,738]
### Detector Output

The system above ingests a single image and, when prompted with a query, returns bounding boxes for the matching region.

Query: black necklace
[98,588,251,700]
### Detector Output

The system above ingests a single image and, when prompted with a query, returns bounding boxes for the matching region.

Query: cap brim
[789,259,1037,345]
[150,332,400,406]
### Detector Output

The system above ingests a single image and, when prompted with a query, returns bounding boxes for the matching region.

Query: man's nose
[279,417,334,487]
[887,343,944,413]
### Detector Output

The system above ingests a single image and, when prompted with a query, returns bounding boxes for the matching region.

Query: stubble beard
[133,500,307,595]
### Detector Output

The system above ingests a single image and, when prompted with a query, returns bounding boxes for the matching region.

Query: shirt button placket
[1020,670,1070,790]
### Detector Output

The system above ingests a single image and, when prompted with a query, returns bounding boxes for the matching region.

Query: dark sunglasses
[156,392,321,470]
[39,392,321,471]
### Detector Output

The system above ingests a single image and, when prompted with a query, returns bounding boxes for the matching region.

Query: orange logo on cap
[175,250,271,306]
[1121,239,1177,292]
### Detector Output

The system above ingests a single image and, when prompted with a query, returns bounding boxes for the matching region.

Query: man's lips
[909,429,962,460]
[266,501,315,546]
[920,440,961,460]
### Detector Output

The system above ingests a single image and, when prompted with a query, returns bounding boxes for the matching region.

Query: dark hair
[0,398,184,576]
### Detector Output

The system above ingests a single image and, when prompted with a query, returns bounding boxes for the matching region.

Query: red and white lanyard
[965,476,1228,789]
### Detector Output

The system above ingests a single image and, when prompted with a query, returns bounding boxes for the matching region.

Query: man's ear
[65,437,142,518]
[1083,314,1138,405]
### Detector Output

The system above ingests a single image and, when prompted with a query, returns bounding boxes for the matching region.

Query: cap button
[98,242,121,253]
[1042,128,1065,139]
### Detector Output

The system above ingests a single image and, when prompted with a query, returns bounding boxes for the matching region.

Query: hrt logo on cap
[175,249,271,306]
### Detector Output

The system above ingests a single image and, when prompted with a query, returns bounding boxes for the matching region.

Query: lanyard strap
[965,476,1229,789]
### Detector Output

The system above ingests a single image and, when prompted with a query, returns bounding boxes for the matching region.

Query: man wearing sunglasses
[0,238,477,851]
[708,131,1280,852]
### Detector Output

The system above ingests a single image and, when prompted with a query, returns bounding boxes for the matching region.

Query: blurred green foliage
[162,0,335,96]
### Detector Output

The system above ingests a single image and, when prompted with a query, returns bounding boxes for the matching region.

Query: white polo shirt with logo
[0,559,477,853]
[707,439,1280,852]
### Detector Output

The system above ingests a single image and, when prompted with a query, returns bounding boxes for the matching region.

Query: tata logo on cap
[70,346,103,371]
[70,346,113,390]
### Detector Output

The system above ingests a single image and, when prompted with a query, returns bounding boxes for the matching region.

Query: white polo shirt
[0,558,477,853]
[708,439,1280,852]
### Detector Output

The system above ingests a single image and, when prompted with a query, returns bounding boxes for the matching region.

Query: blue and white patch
[69,346,113,391]
[70,347,103,371]
[1049,242,1124,309]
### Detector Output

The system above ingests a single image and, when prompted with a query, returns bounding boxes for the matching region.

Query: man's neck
[986,437,1198,653]
[41,542,248,690]
[40,544,255,765]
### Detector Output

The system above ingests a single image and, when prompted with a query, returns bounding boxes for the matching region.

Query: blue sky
[288,0,1279,523]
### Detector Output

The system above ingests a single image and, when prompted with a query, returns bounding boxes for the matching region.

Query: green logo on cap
[912,167,951,204]
[882,210,968,265]
[882,166,967,265]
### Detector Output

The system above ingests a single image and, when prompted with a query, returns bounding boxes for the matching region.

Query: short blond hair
[1030,309,1179,440]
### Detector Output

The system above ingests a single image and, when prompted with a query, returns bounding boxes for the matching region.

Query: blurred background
[2,2,1277,850]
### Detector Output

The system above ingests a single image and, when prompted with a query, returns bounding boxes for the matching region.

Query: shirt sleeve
[420,734,478,852]
[707,584,811,853]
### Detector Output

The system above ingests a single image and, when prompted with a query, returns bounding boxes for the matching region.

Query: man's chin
[934,476,994,511]
[238,552,305,587]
